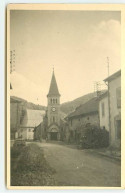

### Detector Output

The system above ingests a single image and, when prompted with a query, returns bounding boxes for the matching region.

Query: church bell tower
[47,69,61,140]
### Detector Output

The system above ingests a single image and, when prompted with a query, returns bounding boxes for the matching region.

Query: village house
[99,91,109,132]
[34,122,45,141]
[61,121,70,143]
[34,113,48,141]
[10,97,26,139]
[104,70,121,146]
[65,97,100,143]
[17,109,45,140]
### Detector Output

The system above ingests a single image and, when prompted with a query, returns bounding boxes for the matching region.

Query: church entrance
[50,132,57,140]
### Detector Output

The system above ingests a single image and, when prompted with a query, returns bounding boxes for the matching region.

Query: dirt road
[36,142,121,187]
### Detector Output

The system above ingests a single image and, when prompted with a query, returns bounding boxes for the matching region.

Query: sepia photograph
[7,4,123,189]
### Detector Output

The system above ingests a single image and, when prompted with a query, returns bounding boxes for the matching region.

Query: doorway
[51,132,57,140]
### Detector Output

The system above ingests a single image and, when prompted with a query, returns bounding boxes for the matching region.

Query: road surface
[36,142,121,187]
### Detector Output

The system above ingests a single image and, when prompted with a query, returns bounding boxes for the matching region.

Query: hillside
[11,90,106,114]
[11,96,46,111]
[60,91,105,115]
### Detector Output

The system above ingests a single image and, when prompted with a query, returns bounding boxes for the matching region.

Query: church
[46,69,61,141]
[34,69,66,141]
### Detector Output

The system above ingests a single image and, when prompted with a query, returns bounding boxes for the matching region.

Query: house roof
[21,109,45,128]
[10,96,27,103]
[67,97,99,119]
[47,70,60,97]
[104,70,121,82]
[10,97,22,103]
[98,91,108,100]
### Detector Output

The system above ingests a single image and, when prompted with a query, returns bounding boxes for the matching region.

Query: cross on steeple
[52,65,54,73]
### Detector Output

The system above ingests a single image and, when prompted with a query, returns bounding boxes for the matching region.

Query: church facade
[46,70,61,140]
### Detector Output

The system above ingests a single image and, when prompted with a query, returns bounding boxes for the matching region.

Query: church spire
[47,68,60,97]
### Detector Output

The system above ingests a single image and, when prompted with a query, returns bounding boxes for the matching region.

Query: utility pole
[10,50,16,73]
[107,56,110,77]
[94,81,101,97]
[106,57,111,145]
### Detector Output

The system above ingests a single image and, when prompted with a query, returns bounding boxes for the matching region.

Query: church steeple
[46,68,61,141]
[47,69,60,97]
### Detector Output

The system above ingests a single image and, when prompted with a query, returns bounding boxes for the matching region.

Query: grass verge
[11,143,57,186]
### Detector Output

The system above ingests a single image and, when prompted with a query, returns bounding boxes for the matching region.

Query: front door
[51,132,57,140]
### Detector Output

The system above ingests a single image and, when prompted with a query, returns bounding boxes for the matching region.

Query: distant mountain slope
[11,90,106,115]
[11,96,46,111]
[60,91,106,115]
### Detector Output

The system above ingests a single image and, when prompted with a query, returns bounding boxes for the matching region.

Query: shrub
[80,125,109,149]
[11,145,25,158]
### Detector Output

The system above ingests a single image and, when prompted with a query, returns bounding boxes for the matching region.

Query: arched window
[56,99,57,104]
[53,116,55,122]
[53,99,55,104]
[51,98,52,104]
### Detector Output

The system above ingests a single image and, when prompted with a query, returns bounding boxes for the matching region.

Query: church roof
[47,70,60,97]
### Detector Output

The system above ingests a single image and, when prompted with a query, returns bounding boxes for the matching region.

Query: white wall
[109,76,121,144]
[18,128,34,140]
[99,96,109,131]
[27,128,34,140]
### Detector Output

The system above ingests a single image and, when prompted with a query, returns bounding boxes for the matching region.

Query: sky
[10,10,121,106]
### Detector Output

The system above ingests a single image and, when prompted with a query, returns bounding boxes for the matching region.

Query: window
[101,102,105,117]
[51,98,52,104]
[116,87,121,108]
[53,116,55,122]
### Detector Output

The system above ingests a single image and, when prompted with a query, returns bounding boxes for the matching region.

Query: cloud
[10,19,121,104]
[10,71,46,105]
[88,19,120,59]
[79,19,121,78]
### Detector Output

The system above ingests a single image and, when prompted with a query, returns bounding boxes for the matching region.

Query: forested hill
[11,90,106,114]
[60,91,105,115]
[11,96,46,111]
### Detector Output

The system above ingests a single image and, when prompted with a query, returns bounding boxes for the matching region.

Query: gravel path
[36,142,121,187]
